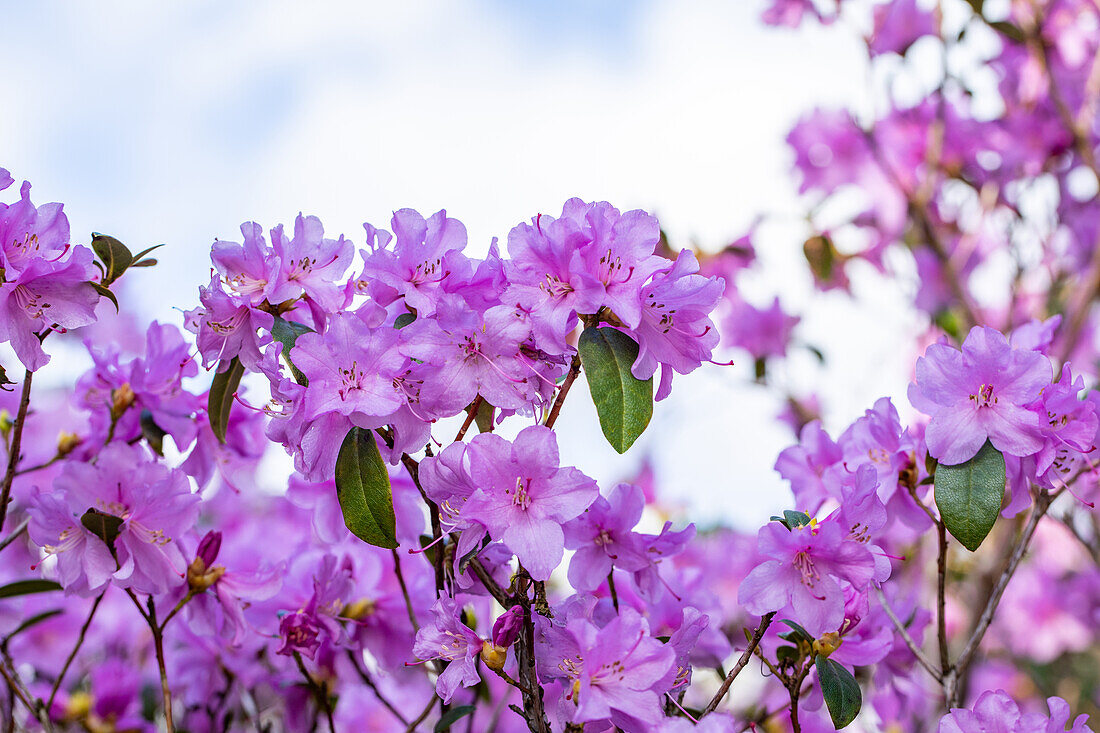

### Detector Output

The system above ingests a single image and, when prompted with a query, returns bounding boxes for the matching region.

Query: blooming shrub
[2,0,1100,731]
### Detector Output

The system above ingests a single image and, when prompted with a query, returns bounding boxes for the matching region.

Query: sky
[1,0,921,528]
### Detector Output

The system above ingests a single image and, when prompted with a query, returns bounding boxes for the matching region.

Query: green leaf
[129,258,158,268]
[89,282,119,313]
[271,317,314,386]
[934,441,1005,552]
[394,312,416,329]
[0,579,63,599]
[130,244,165,263]
[577,327,653,454]
[334,427,398,549]
[777,618,814,644]
[776,645,801,666]
[4,608,63,639]
[816,656,862,729]
[208,357,245,444]
[771,510,812,530]
[81,508,123,552]
[91,233,133,285]
[434,705,475,732]
[472,399,495,434]
[140,409,167,456]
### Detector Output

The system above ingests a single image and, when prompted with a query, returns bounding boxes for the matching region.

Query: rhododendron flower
[537,607,674,731]
[563,483,651,592]
[464,425,599,580]
[938,690,1093,732]
[359,208,469,315]
[910,326,1052,465]
[630,249,723,401]
[185,276,274,370]
[412,597,484,702]
[738,518,876,636]
[27,443,200,596]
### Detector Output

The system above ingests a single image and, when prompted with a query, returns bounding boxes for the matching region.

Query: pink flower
[910,326,1052,465]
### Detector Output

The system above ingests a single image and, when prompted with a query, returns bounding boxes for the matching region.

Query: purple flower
[358,208,469,316]
[412,597,484,702]
[869,0,937,56]
[0,251,99,371]
[292,308,408,426]
[492,605,524,648]
[270,214,354,313]
[400,295,531,414]
[910,326,1052,465]
[775,420,844,514]
[721,294,799,360]
[737,518,876,637]
[630,249,724,401]
[563,483,651,592]
[464,425,599,580]
[27,443,200,596]
[184,276,274,370]
[938,690,1093,732]
[276,554,355,659]
[210,222,283,306]
[537,607,674,731]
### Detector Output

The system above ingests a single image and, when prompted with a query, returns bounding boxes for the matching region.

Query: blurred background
[1,0,922,528]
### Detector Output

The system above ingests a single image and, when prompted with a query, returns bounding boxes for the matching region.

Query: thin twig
[936,519,951,676]
[405,695,437,732]
[392,548,420,632]
[293,652,335,733]
[950,491,1052,701]
[0,371,34,534]
[47,592,104,710]
[346,650,409,725]
[872,586,941,681]
[0,517,29,554]
[701,612,776,716]
[543,353,581,430]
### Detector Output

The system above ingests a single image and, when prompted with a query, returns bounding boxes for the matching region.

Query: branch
[873,586,941,681]
[47,592,104,710]
[543,353,581,431]
[701,612,776,715]
[950,491,1052,701]
[0,371,34,533]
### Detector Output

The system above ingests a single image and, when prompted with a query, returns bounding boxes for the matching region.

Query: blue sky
[2,1,918,526]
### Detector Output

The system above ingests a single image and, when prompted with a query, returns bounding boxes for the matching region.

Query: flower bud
[0,410,12,437]
[186,556,226,593]
[491,604,524,648]
[56,431,82,457]
[110,383,136,419]
[479,641,508,671]
[340,598,377,620]
[196,530,222,567]
[64,690,93,720]
[812,631,842,658]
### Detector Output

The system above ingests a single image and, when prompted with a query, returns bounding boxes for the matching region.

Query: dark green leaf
[754,356,767,381]
[3,608,63,639]
[0,579,63,599]
[935,441,1005,552]
[804,234,838,283]
[816,656,862,729]
[130,244,165,263]
[434,705,475,732]
[140,409,167,456]
[129,258,158,268]
[776,645,801,666]
[577,327,653,454]
[777,619,813,644]
[208,357,245,444]
[334,428,398,549]
[89,282,119,313]
[459,536,490,573]
[770,510,812,531]
[271,317,314,386]
[394,312,416,329]
[91,233,133,285]
[0,364,13,392]
[81,509,123,552]
[989,20,1025,43]
[473,399,495,434]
